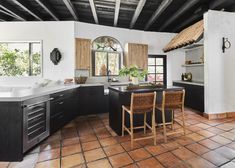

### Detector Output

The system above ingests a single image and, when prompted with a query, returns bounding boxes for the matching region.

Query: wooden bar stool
[157,90,186,142]
[122,92,157,148]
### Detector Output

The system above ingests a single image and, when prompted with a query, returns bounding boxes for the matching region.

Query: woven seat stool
[157,90,186,142]
[122,92,157,148]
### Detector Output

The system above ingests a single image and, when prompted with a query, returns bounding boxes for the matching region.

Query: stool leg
[152,111,156,145]
[162,109,167,143]
[181,107,186,135]
[130,113,134,149]
[171,110,174,130]
[122,107,125,136]
[144,112,147,134]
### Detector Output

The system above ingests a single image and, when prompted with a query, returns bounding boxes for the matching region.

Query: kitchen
[1,0,235,167]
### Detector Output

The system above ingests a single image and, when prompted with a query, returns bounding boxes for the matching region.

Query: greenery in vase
[119,65,148,80]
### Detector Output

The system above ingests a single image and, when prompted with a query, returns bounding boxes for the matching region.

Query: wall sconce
[222,37,231,53]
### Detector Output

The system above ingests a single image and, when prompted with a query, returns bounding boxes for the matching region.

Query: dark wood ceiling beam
[34,0,59,21]
[0,8,16,18]
[173,0,235,33]
[144,0,172,31]
[157,0,201,32]
[62,0,79,21]
[89,0,99,24]
[0,0,27,21]
[172,14,202,33]
[210,0,234,9]
[114,0,120,26]
[0,15,6,21]
[130,0,146,29]
[12,0,43,21]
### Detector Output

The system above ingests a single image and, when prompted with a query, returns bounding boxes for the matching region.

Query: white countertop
[0,84,80,102]
[173,80,204,86]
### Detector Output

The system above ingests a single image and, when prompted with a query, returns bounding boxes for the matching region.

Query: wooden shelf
[182,63,204,67]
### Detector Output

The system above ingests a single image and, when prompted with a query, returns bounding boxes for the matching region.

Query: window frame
[92,50,122,76]
[0,40,43,78]
[147,55,167,85]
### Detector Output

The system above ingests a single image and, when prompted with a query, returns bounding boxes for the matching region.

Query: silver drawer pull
[59,94,64,97]
[24,98,52,108]
[59,102,64,105]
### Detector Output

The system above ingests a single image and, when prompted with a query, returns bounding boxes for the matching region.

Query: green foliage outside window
[0,42,41,77]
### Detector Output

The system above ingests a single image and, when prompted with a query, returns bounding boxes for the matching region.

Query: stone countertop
[0,83,107,102]
[173,80,204,86]
[108,85,183,94]
[0,84,82,102]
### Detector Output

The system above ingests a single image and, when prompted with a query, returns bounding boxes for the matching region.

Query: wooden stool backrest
[162,90,185,109]
[130,92,156,113]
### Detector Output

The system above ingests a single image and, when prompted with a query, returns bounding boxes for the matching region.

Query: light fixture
[222,37,231,53]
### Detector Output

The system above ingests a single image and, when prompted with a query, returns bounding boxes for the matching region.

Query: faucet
[107,70,112,82]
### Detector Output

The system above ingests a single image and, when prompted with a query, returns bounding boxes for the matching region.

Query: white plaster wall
[75,22,185,86]
[0,21,75,86]
[0,21,185,87]
[204,10,235,114]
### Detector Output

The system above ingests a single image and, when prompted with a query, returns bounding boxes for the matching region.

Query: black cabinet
[78,86,106,115]
[50,88,79,134]
[173,82,204,112]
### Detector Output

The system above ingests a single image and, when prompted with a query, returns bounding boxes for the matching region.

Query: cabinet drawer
[50,112,65,134]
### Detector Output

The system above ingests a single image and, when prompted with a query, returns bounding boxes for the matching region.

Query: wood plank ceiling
[0,0,235,33]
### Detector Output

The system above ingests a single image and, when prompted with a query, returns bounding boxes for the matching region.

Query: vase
[131,77,139,85]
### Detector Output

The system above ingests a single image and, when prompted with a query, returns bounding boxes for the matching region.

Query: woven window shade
[163,20,204,52]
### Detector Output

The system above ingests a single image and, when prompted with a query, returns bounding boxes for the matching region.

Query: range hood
[163,20,204,52]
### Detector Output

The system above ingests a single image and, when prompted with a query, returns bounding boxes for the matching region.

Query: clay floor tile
[109,153,134,168]
[103,144,125,156]
[81,140,101,151]
[86,158,112,168]
[35,159,60,168]
[61,153,84,168]
[84,148,106,162]
[128,148,151,161]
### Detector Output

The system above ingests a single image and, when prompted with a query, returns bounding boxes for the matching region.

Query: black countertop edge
[108,85,184,93]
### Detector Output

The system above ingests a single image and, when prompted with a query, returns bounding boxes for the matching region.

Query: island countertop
[108,85,183,93]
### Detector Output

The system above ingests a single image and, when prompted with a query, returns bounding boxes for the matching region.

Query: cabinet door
[75,38,91,70]
[125,43,148,70]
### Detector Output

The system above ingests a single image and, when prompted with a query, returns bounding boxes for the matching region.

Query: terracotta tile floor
[2,108,235,168]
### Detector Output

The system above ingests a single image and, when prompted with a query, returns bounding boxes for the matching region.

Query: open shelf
[182,63,204,67]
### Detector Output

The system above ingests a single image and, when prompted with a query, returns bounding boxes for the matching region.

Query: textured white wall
[74,22,185,86]
[204,10,235,114]
[0,21,185,86]
[0,21,75,86]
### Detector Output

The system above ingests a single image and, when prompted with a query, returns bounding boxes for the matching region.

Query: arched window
[92,36,122,76]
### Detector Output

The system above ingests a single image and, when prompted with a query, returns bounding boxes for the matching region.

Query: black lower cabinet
[50,88,79,134]
[173,82,204,112]
[78,86,107,115]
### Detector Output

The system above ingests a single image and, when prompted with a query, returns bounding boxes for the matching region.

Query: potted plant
[119,65,148,85]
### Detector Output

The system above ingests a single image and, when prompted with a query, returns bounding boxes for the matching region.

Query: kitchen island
[108,85,183,135]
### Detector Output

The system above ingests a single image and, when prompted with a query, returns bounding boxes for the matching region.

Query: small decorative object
[64,78,73,84]
[222,37,231,53]
[50,48,62,65]
[74,76,87,84]
[119,65,148,85]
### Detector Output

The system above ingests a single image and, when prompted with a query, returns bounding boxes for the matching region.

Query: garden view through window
[147,55,167,85]
[0,41,42,77]
[92,36,122,76]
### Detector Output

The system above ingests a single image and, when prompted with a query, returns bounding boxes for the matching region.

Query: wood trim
[203,112,235,120]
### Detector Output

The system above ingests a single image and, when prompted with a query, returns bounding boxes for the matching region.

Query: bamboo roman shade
[163,20,204,52]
